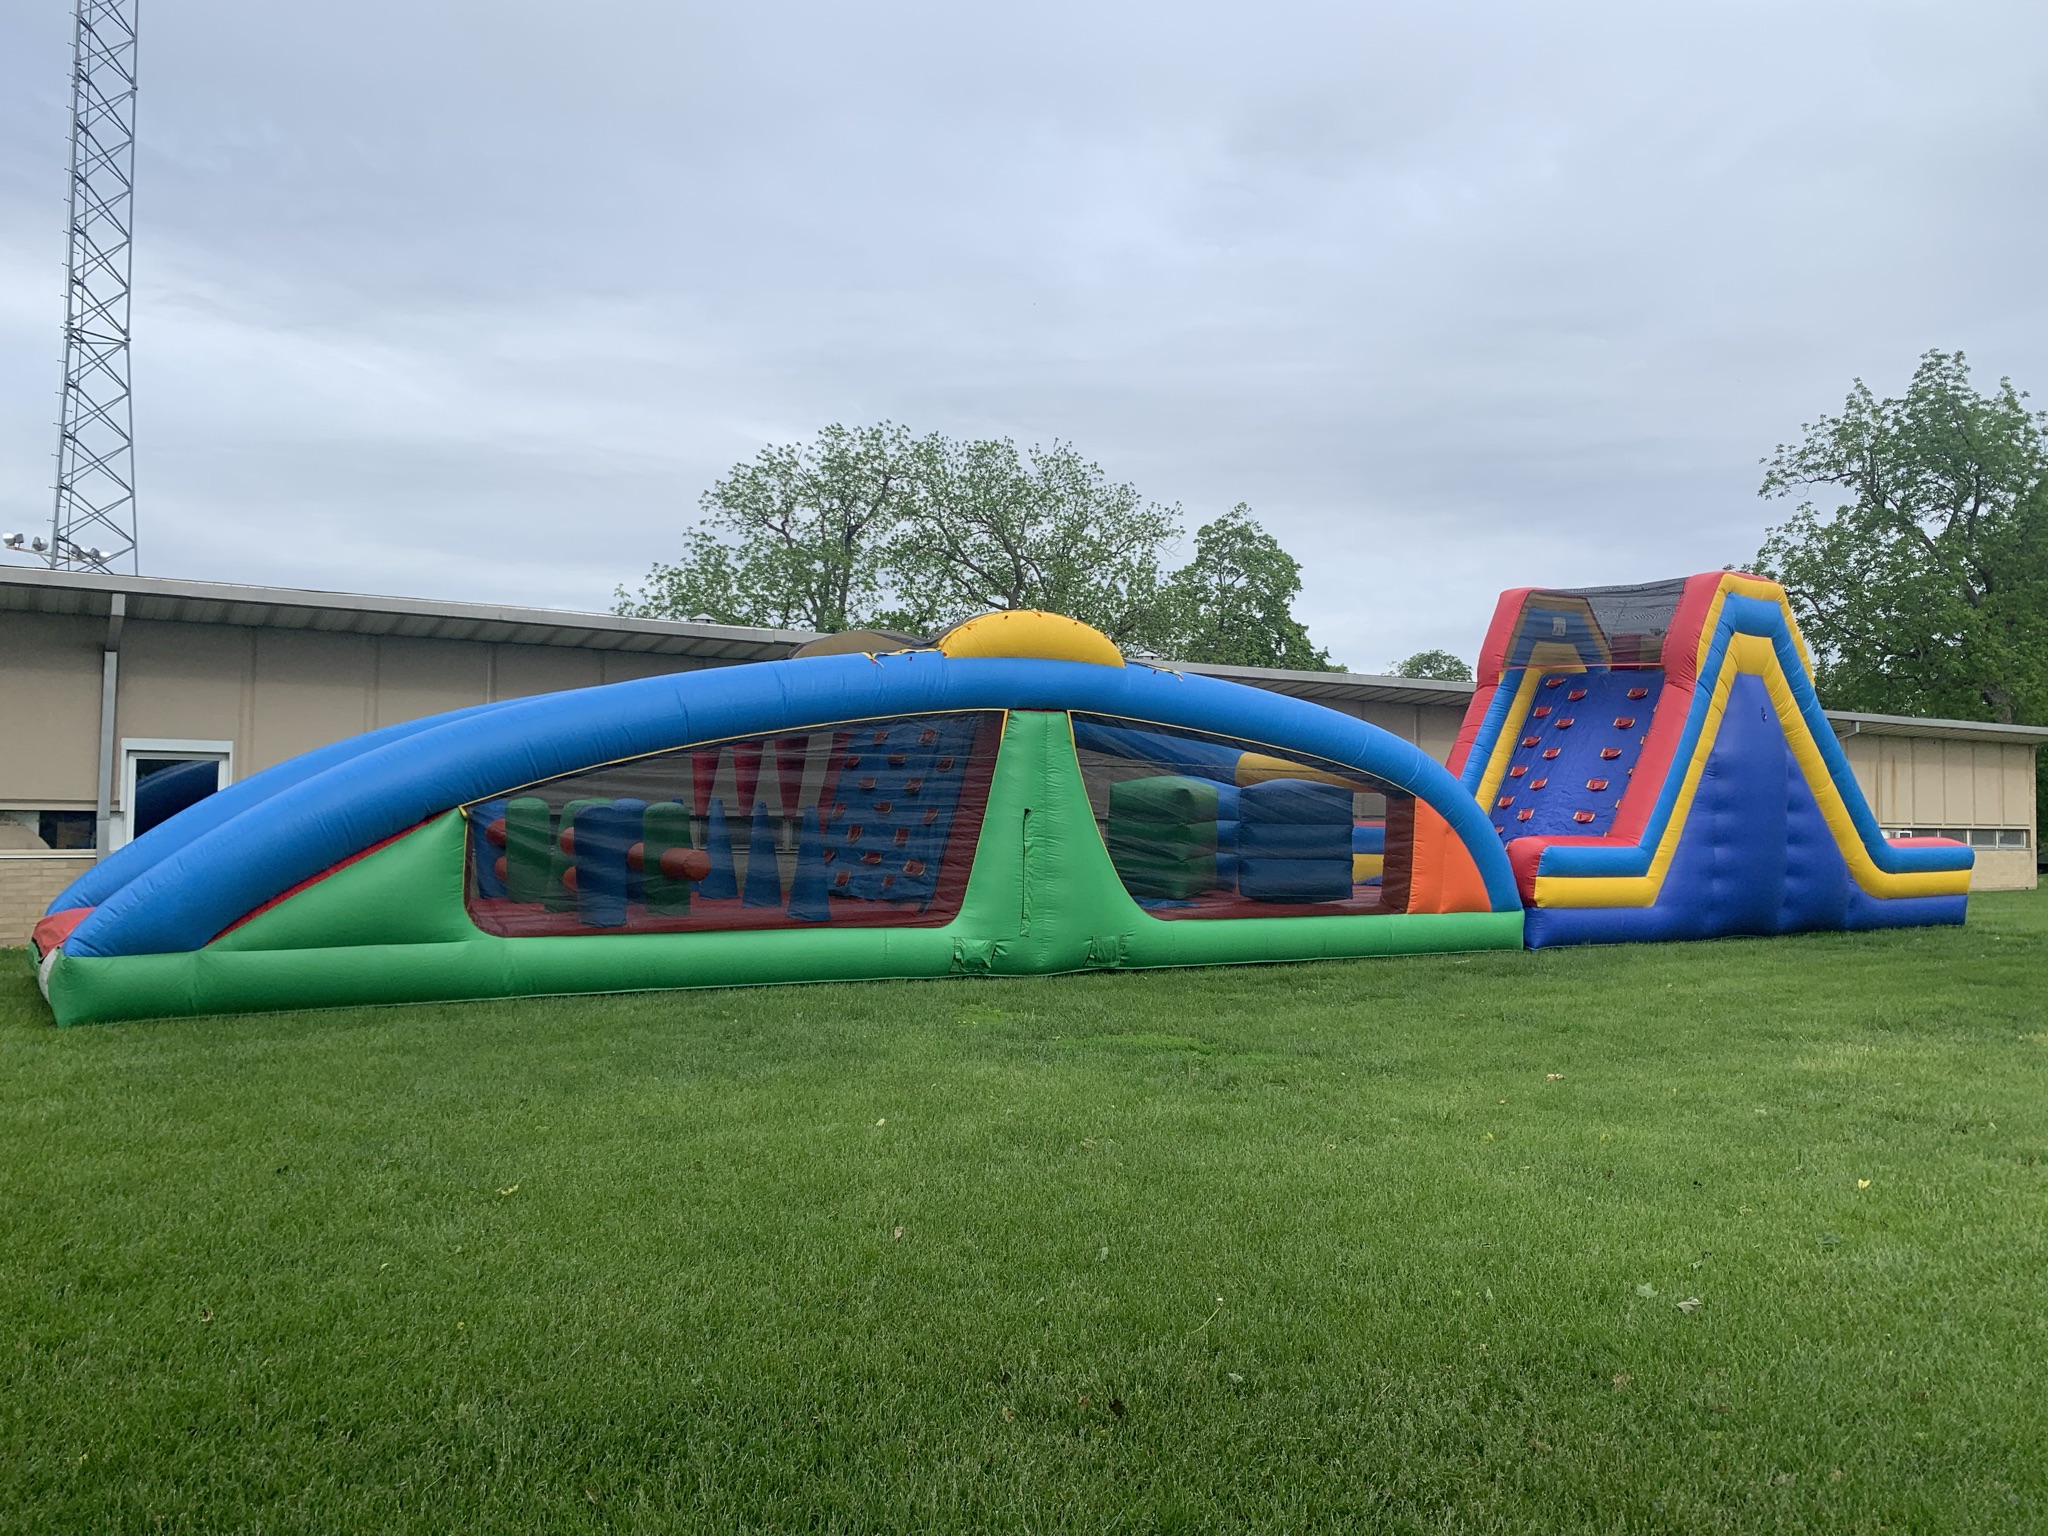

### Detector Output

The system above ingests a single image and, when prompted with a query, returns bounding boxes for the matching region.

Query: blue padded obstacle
[470,797,509,899]
[743,802,783,908]
[1237,778,1352,902]
[572,802,636,930]
[786,807,831,922]
[699,797,738,900]
[546,798,605,913]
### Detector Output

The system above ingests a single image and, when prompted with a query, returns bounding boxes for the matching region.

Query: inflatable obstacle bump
[1106,774,1224,901]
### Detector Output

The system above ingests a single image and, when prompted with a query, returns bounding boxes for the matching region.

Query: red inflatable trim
[33,906,93,956]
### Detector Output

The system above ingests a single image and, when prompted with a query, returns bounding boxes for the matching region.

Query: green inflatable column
[503,797,555,904]
[946,709,1139,976]
[641,800,694,916]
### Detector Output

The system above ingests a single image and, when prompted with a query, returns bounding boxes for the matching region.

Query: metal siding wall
[373,636,490,728]
[1855,736,2038,831]
[601,652,706,685]
[250,631,376,773]
[491,644,605,699]
[1414,706,1463,765]
[117,622,253,781]
[1972,742,2008,826]
[1910,739,1940,824]
[1838,733,1878,806]
[1942,740,1974,824]
[1310,701,1464,765]
[0,612,102,805]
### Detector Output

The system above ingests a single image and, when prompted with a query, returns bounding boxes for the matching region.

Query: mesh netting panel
[1071,714,1414,919]
[1505,578,1688,670]
[463,711,1003,937]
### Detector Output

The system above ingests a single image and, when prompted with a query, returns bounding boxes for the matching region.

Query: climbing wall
[1488,670,1660,841]
[818,714,990,908]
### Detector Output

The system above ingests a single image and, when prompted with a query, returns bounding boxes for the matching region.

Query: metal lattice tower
[49,0,141,574]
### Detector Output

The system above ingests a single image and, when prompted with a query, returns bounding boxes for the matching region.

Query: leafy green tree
[1754,350,2048,729]
[1389,649,1473,682]
[619,427,1340,671]
[615,423,921,631]
[882,438,1179,646]
[1152,506,1338,670]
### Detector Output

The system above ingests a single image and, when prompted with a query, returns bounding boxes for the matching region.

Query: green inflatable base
[41,711,1524,1025]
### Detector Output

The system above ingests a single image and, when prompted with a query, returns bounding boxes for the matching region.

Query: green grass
[3,896,2046,1534]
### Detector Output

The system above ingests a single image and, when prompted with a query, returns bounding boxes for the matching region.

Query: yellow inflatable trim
[1472,665,1561,812]
[935,610,1124,667]
[1353,852,1385,882]
[1234,751,1365,790]
[1533,632,1970,909]
[1692,573,1815,679]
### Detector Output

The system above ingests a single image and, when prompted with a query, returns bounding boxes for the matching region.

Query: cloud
[2,0,2044,664]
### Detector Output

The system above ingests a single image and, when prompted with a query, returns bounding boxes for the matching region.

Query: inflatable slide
[1444,572,1974,946]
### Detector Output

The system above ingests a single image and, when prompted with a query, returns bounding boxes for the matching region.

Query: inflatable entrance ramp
[30,612,1522,1025]
[1448,572,1973,946]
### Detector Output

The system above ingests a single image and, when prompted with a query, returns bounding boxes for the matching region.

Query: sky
[2,1,2044,670]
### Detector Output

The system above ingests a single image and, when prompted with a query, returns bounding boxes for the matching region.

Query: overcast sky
[2,1,2044,668]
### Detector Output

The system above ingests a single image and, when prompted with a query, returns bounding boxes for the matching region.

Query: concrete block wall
[0,856,91,949]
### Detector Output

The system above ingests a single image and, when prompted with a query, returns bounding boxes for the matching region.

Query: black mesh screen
[1507,578,1688,670]
[1071,715,1413,919]
[462,711,1004,937]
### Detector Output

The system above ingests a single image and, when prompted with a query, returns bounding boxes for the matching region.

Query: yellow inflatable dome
[933,610,1124,667]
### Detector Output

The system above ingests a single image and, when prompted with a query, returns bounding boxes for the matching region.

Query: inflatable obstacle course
[30,613,1522,1024]
[26,578,1972,1025]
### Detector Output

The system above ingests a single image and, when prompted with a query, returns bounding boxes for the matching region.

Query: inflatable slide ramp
[1446,572,1974,946]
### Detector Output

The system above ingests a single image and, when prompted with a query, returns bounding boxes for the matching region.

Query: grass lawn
[3,894,2045,1534]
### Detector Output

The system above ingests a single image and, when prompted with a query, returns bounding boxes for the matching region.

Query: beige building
[2,566,2039,944]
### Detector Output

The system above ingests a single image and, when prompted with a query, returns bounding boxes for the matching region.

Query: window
[0,810,96,854]
[1071,714,1415,919]
[463,712,1004,937]
[1885,827,2031,850]
[120,739,233,845]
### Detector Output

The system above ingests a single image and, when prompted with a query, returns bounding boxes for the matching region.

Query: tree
[1753,350,2048,730]
[1151,506,1338,670]
[882,438,1179,646]
[615,423,921,631]
[618,426,1341,671]
[1389,648,1472,681]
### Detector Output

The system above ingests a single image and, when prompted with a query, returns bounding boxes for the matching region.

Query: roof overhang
[0,565,814,662]
[1824,709,2048,747]
[1168,661,1476,710]
[7,565,2039,747]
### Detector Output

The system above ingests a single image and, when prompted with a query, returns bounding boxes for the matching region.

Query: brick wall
[0,857,92,948]
[1970,848,2039,893]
